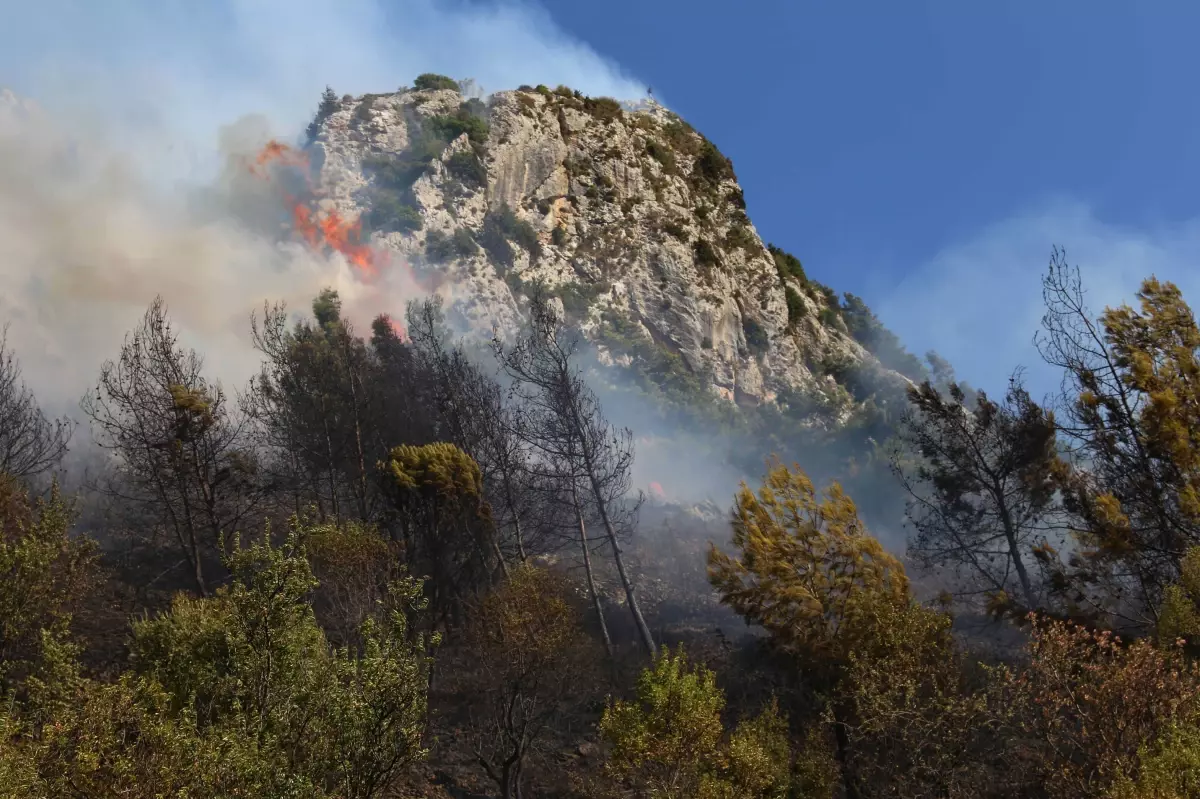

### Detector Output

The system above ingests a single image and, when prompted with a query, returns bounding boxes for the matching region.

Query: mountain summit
[306,77,920,421]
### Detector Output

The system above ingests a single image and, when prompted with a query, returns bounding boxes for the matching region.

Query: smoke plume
[0,0,644,418]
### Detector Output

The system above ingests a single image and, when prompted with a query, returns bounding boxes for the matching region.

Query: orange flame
[380,313,408,341]
[249,139,384,279]
[649,481,665,498]
[250,139,309,177]
[292,204,380,278]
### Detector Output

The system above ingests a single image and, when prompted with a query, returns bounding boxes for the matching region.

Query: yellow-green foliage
[842,596,997,797]
[707,460,910,663]
[1108,722,1200,799]
[387,441,485,503]
[1053,275,1200,619]
[1159,545,1200,645]
[469,563,581,670]
[0,519,433,798]
[599,647,793,799]
[0,476,95,690]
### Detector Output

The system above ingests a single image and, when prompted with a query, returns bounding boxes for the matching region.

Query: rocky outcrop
[308,83,905,411]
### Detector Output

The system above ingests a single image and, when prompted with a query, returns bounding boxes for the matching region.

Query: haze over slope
[0,0,644,414]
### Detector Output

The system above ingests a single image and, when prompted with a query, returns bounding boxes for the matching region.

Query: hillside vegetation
[2,78,1200,798]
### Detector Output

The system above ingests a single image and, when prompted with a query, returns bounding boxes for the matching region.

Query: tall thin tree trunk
[503,473,529,562]
[575,485,612,659]
[832,704,860,799]
[321,415,340,524]
[995,479,1036,608]
[586,468,657,658]
[345,350,370,521]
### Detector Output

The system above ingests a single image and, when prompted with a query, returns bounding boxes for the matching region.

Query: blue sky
[546,1,1200,397]
[4,0,1200,400]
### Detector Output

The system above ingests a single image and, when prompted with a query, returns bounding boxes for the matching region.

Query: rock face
[309,84,904,411]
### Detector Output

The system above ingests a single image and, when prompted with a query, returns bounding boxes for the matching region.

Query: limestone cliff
[307,80,912,414]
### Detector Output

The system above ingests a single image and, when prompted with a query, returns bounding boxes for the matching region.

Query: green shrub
[551,226,568,246]
[364,154,427,194]
[429,104,490,145]
[584,96,623,122]
[413,73,460,92]
[306,85,339,142]
[694,239,721,270]
[727,187,746,210]
[768,244,806,283]
[366,194,423,233]
[693,140,734,184]
[785,285,806,326]
[479,205,541,270]
[645,139,676,172]
[554,282,606,323]
[663,119,702,156]
[354,96,375,121]
[724,224,757,253]
[663,219,689,242]
[742,316,769,356]
[595,311,712,409]
[479,222,515,270]
[425,228,478,263]
[445,150,486,188]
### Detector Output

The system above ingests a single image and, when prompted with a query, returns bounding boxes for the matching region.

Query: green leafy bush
[769,244,806,283]
[354,96,375,121]
[663,219,689,242]
[583,96,623,122]
[594,311,714,410]
[425,228,479,263]
[554,282,606,323]
[413,73,460,92]
[663,119,703,157]
[742,316,769,356]
[429,104,490,145]
[305,86,339,142]
[693,140,735,184]
[646,138,677,172]
[363,153,428,195]
[479,205,541,271]
[445,150,487,188]
[785,285,806,326]
[694,239,721,270]
[724,224,757,253]
[551,225,568,246]
[366,194,423,233]
[839,293,926,379]
[600,647,794,799]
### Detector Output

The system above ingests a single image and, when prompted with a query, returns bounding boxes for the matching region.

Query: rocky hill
[305,77,921,419]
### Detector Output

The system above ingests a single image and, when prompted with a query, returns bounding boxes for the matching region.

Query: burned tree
[408,297,536,569]
[1037,250,1200,625]
[81,297,262,595]
[892,375,1062,614]
[492,290,657,657]
[248,290,431,527]
[0,325,71,481]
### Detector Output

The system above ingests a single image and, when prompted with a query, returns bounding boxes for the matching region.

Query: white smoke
[0,0,646,416]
